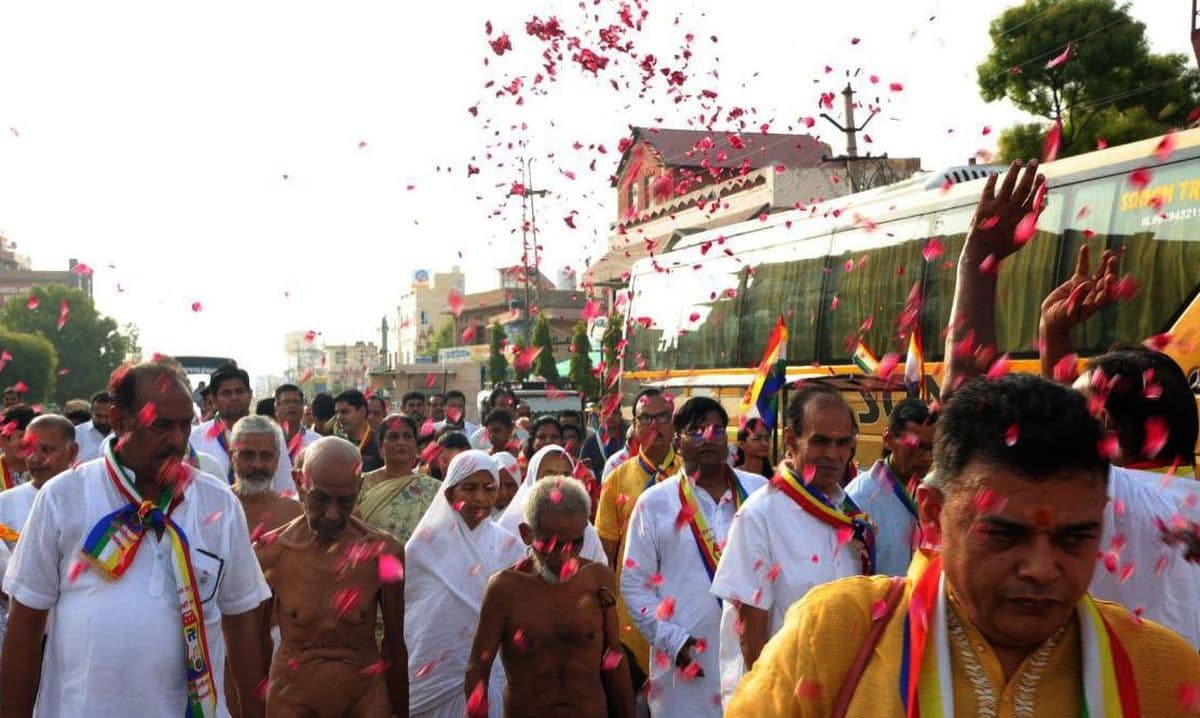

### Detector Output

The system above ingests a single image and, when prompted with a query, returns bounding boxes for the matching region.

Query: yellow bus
[621,129,1200,464]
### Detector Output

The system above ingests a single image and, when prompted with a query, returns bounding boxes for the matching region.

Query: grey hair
[920,469,947,493]
[27,414,77,444]
[524,475,591,533]
[230,414,285,453]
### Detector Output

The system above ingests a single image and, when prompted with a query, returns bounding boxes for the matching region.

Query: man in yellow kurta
[728,374,1200,717]
[595,388,682,681]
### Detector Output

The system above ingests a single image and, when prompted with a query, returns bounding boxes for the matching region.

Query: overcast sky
[0,0,1186,382]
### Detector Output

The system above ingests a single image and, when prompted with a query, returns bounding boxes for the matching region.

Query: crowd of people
[0,158,1198,717]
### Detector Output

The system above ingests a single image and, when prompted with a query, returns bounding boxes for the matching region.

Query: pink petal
[1014,212,1038,244]
[378,553,404,583]
[1044,43,1072,69]
[1042,121,1062,163]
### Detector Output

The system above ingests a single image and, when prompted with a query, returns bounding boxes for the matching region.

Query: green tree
[428,316,456,358]
[601,311,623,381]
[0,285,138,405]
[0,327,57,403]
[531,314,560,382]
[978,0,1200,161]
[567,322,599,399]
[512,339,532,381]
[488,321,509,384]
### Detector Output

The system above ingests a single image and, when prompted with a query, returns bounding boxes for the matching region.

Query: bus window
[1109,159,1200,343]
[1060,174,1120,354]
[995,189,1063,354]
[922,206,973,361]
[740,236,831,364]
[818,215,932,363]
[673,253,746,368]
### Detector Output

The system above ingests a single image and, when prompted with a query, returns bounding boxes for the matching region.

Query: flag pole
[774,371,787,466]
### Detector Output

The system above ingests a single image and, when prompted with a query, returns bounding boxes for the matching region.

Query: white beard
[530,553,562,585]
[235,477,272,496]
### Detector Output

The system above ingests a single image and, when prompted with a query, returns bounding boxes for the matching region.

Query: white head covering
[492,451,521,483]
[496,444,609,567]
[405,449,524,714]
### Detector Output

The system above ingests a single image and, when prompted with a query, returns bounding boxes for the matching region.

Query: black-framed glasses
[636,411,672,426]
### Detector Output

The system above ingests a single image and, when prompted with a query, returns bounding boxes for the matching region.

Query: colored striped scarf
[772,462,875,574]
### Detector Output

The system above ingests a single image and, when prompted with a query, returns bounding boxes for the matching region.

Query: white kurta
[3,455,271,717]
[621,469,767,717]
[709,481,863,704]
[190,419,294,495]
[1091,465,1200,650]
[73,421,109,463]
[845,460,919,577]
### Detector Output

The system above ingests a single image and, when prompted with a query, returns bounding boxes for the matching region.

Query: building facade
[397,267,465,364]
[0,237,92,301]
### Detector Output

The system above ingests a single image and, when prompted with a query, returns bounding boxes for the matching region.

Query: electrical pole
[820,83,883,193]
[510,157,548,345]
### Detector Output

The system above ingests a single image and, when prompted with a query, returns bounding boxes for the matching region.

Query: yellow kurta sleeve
[727,574,900,718]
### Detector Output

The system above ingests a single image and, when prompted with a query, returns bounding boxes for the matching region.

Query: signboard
[413,269,431,287]
[437,345,490,364]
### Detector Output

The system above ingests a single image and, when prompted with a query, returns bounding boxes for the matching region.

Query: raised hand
[1040,244,1118,337]
[965,160,1046,263]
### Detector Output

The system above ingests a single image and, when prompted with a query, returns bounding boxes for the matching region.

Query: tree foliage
[978,0,1200,161]
[0,285,139,405]
[488,321,509,385]
[568,322,599,399]
[531,314,560,382]
[512,339,531,381]
[429,316,456,358]
[601,311,623,375]
[0,327,57,404]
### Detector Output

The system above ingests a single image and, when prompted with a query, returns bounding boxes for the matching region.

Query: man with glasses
[621,397,767,716]
[595,387,683,691]
[845,398,935,577]
[273,384,321,467]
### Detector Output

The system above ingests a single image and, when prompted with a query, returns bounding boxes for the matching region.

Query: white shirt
[3,457,272,717]
[621,469,767,717]
[709,480,863,704]
[1091,465,1200,650]
[845,460,919,577]
[73,421,110,463]
[434,420,479,438]
[468,425,529,452]
[0,482,37,586]
[191,419,294,495]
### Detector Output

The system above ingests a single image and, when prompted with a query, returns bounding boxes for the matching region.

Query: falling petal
[1042,121,1062,162]
[378,553,404,583]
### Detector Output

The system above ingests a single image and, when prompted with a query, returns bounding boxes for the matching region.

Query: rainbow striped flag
[740,316,788,430]
[904,325,927,399]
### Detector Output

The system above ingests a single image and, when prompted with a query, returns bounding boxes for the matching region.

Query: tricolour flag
[904,325,927,399]
[852,340,879,374]
[740,316,788,430]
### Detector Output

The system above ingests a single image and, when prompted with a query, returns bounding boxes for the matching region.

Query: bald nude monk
[231,415,303,536]
[466,476,634,718]
[256,436,408,717]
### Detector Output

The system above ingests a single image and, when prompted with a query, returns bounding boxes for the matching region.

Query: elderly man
[193,364,293,493]
[845,398,936,577]
[0,362,271,717]
[728,374,1200,716]
[73,390,114,463]
[467,476,635,718]
[230,415,302,535]
[620,397,767,716]
[255,436,407,716]
[0,414,78,650]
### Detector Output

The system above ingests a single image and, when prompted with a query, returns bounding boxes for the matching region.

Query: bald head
[26,414,79,486]
[301,436,362,541]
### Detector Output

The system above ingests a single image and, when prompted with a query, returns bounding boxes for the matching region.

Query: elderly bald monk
[256,436,407,717]
[727,375,1200,717]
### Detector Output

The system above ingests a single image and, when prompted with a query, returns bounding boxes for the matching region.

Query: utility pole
[510,157,548,344]
[820,83,885,193]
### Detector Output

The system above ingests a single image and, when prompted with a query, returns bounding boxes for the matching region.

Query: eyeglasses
[635,411,672,426]
[684,428,727,446]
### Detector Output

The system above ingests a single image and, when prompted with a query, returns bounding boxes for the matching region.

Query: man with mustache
[273,383,321,466]
[230,415,302,537]
[73,391,113,463]
[0,362,271,716]
[728,375,1200,716]
[466,476,634,718]
[711,384,871,705]
[256,436,407,717]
